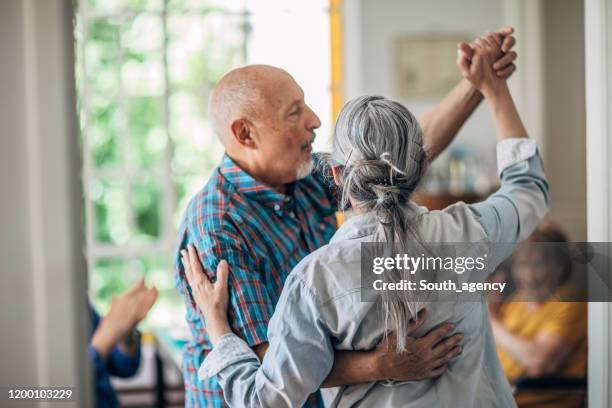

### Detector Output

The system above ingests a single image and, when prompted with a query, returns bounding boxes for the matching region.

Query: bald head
[206,65,321,190]
[208,65,294,144]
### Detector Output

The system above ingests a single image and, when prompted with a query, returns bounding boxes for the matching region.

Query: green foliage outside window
[77,0,246,327]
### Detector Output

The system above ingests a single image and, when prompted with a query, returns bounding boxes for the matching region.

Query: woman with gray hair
[181,34,548,407]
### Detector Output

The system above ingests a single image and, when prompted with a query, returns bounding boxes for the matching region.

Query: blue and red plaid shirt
[174,153,338,407]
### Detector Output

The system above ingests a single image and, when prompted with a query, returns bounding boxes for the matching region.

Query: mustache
[301,133,316,149]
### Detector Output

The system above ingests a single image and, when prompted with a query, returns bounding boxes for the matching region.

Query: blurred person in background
[489,220,587,407]
[89,277,158,408]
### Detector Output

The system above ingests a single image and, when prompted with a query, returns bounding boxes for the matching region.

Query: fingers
[485,31,502,46]
[497,26,514,36]
[126,276,145,295]
[181,246,212,293]
[134,276,145,288]
[133,279,157,302]
[445,345,462,361]
[431,345,462,371]
[501,33,516,53]
[472,37,485,49]
[457,42,474,61]
[424,323,455,345]
[188,245,213,287]
[431,333,464,359]
[428,363,448,378]
[216,260,229,290]
[147,288,158,311]
[457,43,473,78]
[147,286,158,306]
[187,244,206,279]
[180,249,194,282]
[457,56,471,78]
[493,51,517,70]
[181,245,227,294]
[479,36,495,49]
[138,286,158,318]
[408,308,428,333]
[496,63,516,79]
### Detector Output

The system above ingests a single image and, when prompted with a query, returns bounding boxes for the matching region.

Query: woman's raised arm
[458,35,528,141]
[458,33,549,267]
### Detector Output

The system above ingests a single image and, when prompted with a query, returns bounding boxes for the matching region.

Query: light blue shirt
[200,138,549,407]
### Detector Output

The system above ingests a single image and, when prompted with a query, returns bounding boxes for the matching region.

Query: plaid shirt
[174,153,338,407]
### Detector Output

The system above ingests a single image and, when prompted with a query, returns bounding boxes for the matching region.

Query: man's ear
[230,118,256,148]
[331,166,342,186]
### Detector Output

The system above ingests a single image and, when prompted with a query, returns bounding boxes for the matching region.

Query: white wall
[344,0,587,240]
[0,0,90,405]
[541,0,587,240]
[505,0,587,240]
[246,0,332,150]
[345,0,505,157]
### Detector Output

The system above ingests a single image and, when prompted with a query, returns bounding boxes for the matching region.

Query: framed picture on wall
[394,35,468,99]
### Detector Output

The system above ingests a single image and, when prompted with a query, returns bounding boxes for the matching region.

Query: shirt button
[289,212,296,219]
[274,204,281,211]
[319,223,326,231]
[284,196,292,203]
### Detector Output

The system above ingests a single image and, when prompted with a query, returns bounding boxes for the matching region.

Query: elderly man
[174,28,517,407]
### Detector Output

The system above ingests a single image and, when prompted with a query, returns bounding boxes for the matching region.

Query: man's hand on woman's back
[373,309,464,381]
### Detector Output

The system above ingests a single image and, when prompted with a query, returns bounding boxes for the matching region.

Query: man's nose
[305,105,321,130]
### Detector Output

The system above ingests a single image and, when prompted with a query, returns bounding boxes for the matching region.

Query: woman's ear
[230,118,256,149]
[331,166,342,186]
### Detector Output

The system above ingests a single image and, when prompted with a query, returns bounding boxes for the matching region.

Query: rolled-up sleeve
[199,273,333,408]
[469,138,549,266]
[199,333,258,378]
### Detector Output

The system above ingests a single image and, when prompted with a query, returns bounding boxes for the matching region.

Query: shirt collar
[330,212,379,243]
[219,154,295,209]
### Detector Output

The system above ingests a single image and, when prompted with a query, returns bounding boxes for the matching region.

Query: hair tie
[373,177,392,186]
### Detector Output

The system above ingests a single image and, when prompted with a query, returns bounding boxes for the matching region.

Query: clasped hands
[458,26,517,96]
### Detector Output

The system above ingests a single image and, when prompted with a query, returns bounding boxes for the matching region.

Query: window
[75,0,335,327]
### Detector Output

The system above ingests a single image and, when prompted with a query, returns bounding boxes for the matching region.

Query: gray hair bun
[329,95,426,214]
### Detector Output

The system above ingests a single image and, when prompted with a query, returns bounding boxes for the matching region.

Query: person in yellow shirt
[489,221,587,407]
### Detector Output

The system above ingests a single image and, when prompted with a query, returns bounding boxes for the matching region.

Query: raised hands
[456,28,528,141]
[464,27,518,80]
[91,277,158,359]
[104,277,158,339]
[488,27,517,78]
[457,31,507,97]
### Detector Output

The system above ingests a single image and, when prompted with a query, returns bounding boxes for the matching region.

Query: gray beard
[295,157,314,180]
